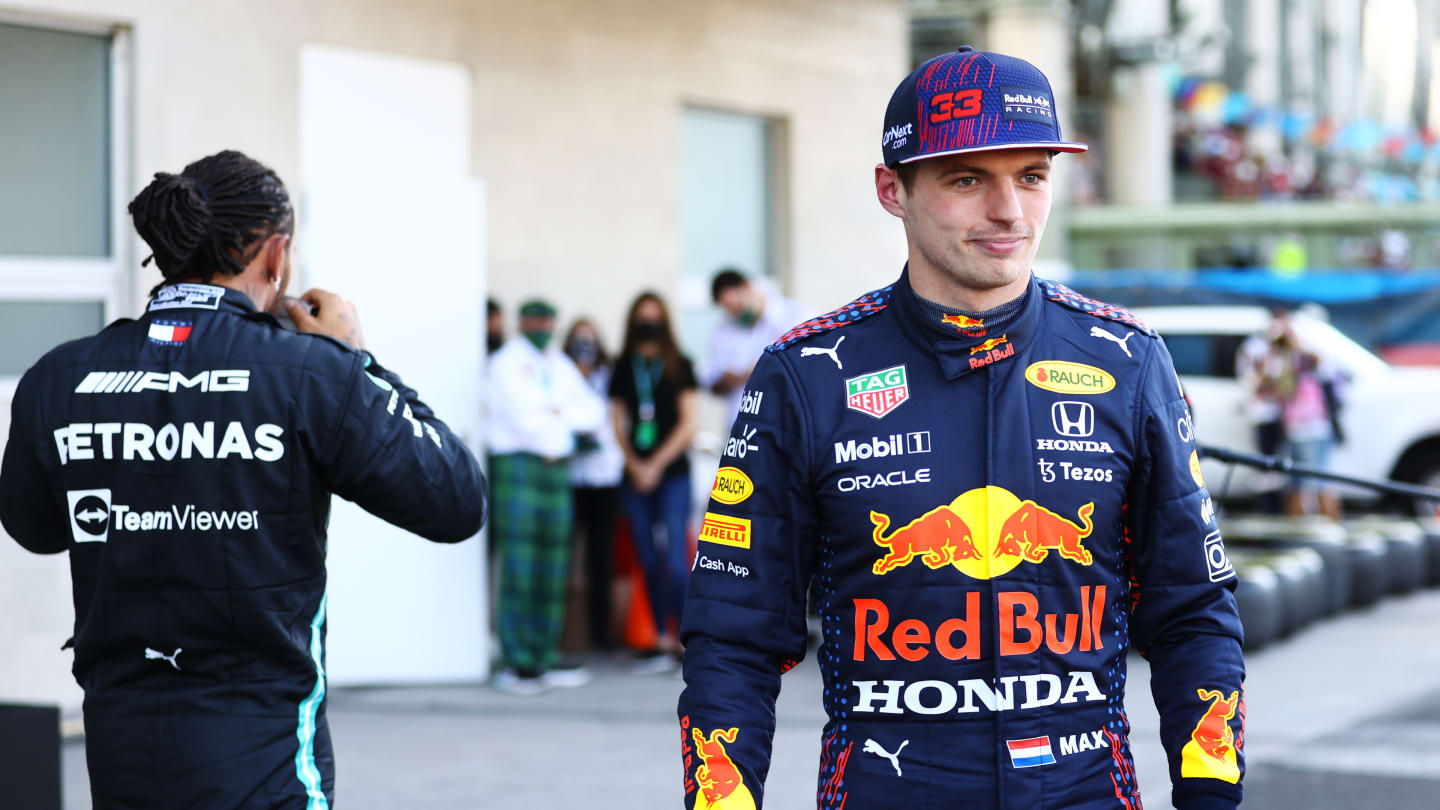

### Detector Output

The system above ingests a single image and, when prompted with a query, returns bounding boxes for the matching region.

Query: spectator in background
[487,297,505,355]
[1256,318,1344,519]
[564,319,625,652]
[609,292,698,673]
[1237,308,1290,514]
[700,269,806,426]
[486,299,607,694]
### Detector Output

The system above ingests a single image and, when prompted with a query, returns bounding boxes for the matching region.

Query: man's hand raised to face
[286,288,367,351]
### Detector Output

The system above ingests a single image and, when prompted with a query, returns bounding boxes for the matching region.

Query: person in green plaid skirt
[485,299,607,694]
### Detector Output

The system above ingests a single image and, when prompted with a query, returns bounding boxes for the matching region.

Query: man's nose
[985,180,1024,225]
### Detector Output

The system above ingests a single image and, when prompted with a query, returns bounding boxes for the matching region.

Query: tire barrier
[1343,530,1389,608]
[1418,518,1440,586]
[1221,517,1350,616]
[1232,565,1282,651]
[1347,518,1429,595]
[1210,513,1440,649]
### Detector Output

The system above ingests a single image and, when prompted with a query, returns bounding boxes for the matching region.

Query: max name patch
[1001,86,1056,125]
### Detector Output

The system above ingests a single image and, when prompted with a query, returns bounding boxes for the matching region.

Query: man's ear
[264,233,291,280]
[875,164,907,220]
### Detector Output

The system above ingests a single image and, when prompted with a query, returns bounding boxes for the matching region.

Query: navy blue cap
[882,46,1087,166]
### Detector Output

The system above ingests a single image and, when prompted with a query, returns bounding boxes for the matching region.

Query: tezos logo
[67,489,112,543]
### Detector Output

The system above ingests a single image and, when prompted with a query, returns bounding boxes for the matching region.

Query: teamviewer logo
[67,489,112,543]
[1051,401,1094,438]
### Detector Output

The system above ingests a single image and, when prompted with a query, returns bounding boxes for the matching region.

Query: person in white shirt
[700,269,808,425]
[485,299,606,694]
[562,318,626,652]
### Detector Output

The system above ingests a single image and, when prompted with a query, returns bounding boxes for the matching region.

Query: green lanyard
[632,356,663,451]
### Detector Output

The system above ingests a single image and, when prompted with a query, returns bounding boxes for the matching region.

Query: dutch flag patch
[1006,736,1056,768]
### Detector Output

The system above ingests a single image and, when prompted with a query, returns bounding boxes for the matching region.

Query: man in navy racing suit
[677,48,1245,809]
[0,150,488,809]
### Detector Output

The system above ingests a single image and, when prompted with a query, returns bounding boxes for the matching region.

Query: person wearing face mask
[487,297,505,355]
[700,269,807,426]
[563,319,626,651]
[485,299,607,694]
[608,292,699,673]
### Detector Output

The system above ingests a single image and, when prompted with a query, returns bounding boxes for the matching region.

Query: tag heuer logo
[845,365,910,419]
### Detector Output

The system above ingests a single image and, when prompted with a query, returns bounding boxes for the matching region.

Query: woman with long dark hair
[608,292,698,671]
[564,318,625,651]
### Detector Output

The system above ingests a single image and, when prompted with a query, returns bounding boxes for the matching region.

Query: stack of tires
[1213,514,1439,652]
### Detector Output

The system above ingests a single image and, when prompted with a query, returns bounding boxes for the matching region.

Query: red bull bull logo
[1180,688,1241,783]
[690,726,757,809]
[968,335,1015,369]
[969,334,1008,356]
[870,486,1095,580]
[941,313,987,337]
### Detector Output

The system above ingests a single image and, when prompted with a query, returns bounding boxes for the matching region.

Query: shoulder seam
[1039,279,1155,337]
[768,283,895,352]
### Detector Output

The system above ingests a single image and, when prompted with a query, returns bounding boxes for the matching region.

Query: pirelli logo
[699,512,752,549]
[75,369,250,394]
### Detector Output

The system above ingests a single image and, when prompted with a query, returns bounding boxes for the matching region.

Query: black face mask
[487,332,504,354]
[567,336,600,366]
[632,321,664,342]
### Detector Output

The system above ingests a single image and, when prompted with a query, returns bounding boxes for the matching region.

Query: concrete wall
[0,0,907,709]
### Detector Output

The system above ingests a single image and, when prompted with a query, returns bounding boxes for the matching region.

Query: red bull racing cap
[882,46,1088,166]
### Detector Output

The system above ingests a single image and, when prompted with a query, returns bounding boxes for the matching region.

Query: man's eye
[955,177,978,187]
[1023,174,1046,184]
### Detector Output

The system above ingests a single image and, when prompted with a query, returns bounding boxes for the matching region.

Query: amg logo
[75,369,250,394]
[1035,438,1114,453]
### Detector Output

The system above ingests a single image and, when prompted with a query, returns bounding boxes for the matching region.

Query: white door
[300,45,488,684]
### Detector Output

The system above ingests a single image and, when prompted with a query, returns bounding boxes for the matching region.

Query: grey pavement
[64,589,1440,808]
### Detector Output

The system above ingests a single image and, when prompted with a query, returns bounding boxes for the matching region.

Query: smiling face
[877,148,1053,307]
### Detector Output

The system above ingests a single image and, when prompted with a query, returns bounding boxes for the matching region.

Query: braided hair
[128,150,293,289]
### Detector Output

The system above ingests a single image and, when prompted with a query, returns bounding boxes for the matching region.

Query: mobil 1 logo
[834,431,931,464]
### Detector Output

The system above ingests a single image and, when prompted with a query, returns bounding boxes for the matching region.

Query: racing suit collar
[891,265,1041,380]
[147,283,262,316]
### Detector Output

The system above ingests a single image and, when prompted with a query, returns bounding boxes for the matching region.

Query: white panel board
[300,44,487,685]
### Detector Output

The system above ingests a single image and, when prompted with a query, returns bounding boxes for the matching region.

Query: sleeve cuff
[1174,790,1240,810]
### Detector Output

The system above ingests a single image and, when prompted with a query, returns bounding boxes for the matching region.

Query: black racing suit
[0,283,487,809]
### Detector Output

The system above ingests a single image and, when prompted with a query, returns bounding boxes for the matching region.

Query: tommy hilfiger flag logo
[148,321,193,345]
[1006,736,1056,768]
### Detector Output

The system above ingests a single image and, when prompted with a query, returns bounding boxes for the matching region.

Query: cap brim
[896,141,1089,164]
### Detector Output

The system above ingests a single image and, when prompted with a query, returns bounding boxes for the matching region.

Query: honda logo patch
[1051,401,1095,438]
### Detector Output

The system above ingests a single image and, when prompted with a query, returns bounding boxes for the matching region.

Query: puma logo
[862,738,909,777]
[1089,326,1135,357]
[145,647,182,671]
[800,335,846,369]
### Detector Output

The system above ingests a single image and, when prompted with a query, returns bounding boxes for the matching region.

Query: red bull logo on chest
[870,486,1095,580]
